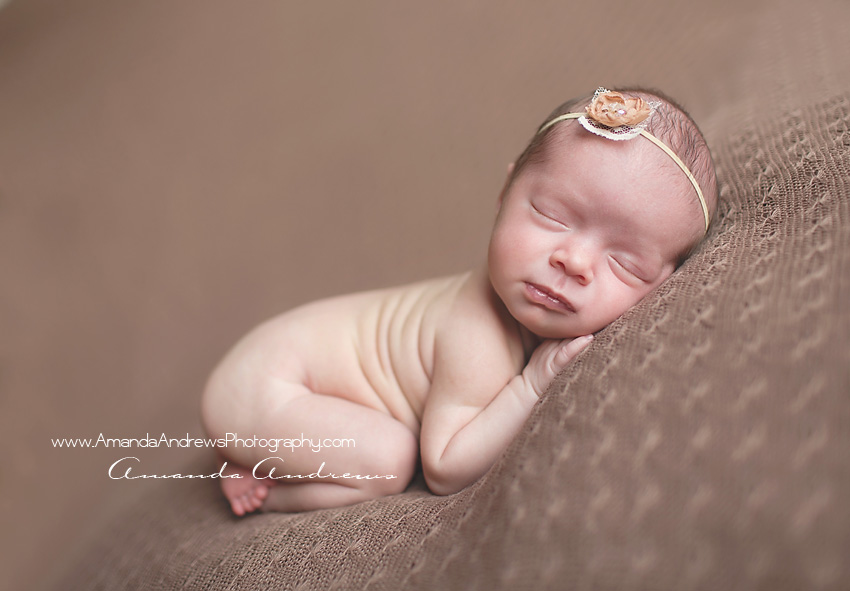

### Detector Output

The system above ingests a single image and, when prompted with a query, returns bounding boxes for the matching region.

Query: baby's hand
[522,335,593,397]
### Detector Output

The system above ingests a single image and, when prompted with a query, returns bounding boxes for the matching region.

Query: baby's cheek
[602,286,649,325]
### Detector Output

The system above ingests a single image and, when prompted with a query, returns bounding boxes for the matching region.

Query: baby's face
[488,124,704,339]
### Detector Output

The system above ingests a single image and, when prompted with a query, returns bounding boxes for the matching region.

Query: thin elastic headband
[536,89,710,232]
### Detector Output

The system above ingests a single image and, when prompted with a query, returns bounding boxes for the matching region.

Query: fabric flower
[585,90,651,127]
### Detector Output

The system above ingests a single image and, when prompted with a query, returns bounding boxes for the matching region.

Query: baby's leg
[255,393,419,512]
[203,379,418,515]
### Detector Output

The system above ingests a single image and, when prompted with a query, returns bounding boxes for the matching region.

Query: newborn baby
[202,87,717,515]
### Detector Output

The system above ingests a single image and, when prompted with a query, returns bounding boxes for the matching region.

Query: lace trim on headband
[577,100,662,141]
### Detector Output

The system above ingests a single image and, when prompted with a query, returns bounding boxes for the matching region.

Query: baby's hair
[511,87,718,263]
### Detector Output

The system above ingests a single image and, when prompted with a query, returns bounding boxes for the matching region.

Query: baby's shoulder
[433,268,526,373]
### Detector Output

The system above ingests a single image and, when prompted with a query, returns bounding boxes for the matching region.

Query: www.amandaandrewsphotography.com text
[50,432,399,482]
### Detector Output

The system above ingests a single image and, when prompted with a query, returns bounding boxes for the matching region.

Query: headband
[536,88,710,232]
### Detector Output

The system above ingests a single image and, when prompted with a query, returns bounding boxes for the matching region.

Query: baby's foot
[220,462,274,516]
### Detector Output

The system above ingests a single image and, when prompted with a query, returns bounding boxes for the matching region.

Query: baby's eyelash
[531,204,567,228]
[610,255,644,281]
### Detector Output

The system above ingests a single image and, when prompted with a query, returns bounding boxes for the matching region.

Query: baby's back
[207,273,469,435]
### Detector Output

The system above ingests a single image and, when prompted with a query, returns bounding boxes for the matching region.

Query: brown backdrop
[1,0,848,589]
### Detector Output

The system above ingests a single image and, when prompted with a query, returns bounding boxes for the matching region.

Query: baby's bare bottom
[204,379,419,514]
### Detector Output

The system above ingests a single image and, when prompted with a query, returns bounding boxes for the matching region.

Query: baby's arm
[420,330,592,496]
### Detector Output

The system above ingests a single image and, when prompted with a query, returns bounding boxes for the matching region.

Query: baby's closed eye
[609,254,649,283]
[531,203,569,229]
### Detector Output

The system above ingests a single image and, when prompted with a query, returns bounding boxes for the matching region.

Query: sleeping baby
[201,87,717,515]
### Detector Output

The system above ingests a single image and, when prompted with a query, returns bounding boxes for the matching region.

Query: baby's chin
[520,320,593,341]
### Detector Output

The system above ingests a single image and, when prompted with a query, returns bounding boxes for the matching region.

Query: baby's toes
[230,497,246,516]
[250,494,265,511]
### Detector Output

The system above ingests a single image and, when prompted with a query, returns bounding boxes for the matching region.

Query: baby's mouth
[525,283,576,313]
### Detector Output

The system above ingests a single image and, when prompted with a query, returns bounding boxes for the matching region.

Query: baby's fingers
[553,334,594,369]
[524,335,594,397]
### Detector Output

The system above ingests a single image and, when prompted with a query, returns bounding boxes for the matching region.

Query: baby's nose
[551,246,593,285]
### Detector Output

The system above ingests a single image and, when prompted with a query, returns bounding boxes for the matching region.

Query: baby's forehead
[528,125,705,249]
[537,122,682,184]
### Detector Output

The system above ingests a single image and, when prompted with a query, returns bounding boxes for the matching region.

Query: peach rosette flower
[585,90,651,128]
